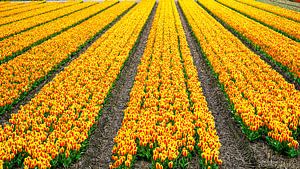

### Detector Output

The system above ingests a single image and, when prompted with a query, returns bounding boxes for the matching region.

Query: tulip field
[0,0,299,169]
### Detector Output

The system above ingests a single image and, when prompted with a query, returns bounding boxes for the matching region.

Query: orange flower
[168,161,173,168]
[180,0,299,156]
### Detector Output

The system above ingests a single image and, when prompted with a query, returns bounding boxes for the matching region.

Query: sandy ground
[257,0,300,11]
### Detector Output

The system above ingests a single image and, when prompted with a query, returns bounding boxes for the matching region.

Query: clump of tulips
[0,1,131,114]
[0,1,152,168]
[181,0,300,157]
[111,0,222,168]
[199,0,300,85]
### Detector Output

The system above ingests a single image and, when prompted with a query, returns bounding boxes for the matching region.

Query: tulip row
[236,0,300,22]
[0,2,29,12]
[0,2,10,7]
[111,0,221,168]
[197,0,300,84]
[0,2,133,114]
[180,0,300,157]
[0,0,154,168]
[0,1,44,18]
[0,2,86,40]
[0,1,117,64]
[0,2,19,7]
[0,2,75,26]
[216,0,300,41]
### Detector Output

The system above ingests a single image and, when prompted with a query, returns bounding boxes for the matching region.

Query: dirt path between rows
[69,3,158,169]
[257,0,300,12]
[176,2,258,168]
[177,1,300,169]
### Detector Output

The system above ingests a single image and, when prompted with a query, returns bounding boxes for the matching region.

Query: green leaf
[179,158,188,169]
[63,157,72,168]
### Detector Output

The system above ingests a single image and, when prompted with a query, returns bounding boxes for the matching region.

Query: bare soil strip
[176,2,258,168]
[0,4,134,127]
[250,140,300,168]
[69,3,157,169]
[257,0,300,11]
[178,1,300,169]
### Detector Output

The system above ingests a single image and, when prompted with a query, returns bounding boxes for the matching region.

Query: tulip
[168,161,173,168]
[125,160,131,167]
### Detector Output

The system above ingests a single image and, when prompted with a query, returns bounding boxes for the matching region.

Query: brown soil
[257,0,300,12]
[133,161,151,169]
[177,1,300,169]
[250,141,300,168]
[186,157,200,169]
[68,3,157,169]
[177,2,258,168]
